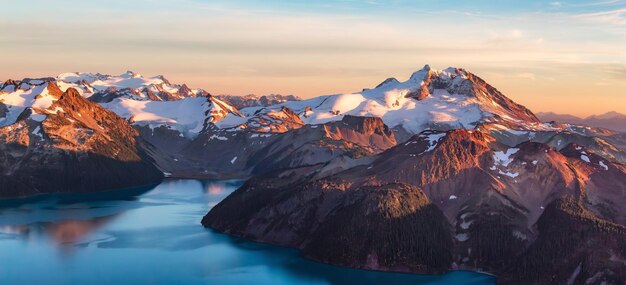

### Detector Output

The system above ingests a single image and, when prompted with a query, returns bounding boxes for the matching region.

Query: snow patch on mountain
[0,83,61,127]
[493,148,520,167]
[422,133,447,154]
[581,155,591,163]
[102,97,210,138]
[599,160,609,170]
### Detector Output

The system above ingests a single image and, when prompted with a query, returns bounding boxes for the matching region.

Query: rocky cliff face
[0,84,163,197]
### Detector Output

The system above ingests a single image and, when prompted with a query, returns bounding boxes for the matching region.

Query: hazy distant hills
[537,111,626,132]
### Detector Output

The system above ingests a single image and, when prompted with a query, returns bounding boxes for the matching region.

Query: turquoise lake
[0,179,495,284]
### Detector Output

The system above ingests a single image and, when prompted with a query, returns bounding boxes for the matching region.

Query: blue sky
[1,0,625,115]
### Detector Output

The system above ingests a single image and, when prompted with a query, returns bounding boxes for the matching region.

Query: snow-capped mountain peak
[408,64,432,81]
[53,71,206,102]
[0,72,244,139]
[217,65,546,138]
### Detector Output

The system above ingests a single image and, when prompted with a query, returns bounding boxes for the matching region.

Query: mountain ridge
[537,111,626,132]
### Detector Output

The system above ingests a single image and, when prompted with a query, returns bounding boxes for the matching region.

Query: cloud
[516,73,537,81]
[602,64,626,79]
[574,8,626,25]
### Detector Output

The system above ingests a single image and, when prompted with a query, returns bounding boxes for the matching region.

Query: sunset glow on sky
[1,0,625,116]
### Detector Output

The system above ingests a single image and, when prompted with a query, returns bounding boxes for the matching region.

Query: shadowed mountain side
[203,182,453,274]
[501,196,626,284]
[161,115,396,178]
[0,144,162,198]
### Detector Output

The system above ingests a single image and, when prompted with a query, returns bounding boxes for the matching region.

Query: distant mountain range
[1,66,626,284]
[537,111,626,132]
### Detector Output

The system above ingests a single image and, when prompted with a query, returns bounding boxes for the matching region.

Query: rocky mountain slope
[204,129,626,284]
[0,80,163,197]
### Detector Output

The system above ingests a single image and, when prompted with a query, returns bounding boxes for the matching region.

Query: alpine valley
[2,66,625,284]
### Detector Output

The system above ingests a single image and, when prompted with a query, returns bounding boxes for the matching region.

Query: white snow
[30,114,47,122]
[422,133,447,153]
[47,106,65,114]
[460,220,473,230]
[532,160,538,165]
[209,135,228,141]
[599,161,609,170]
[499,170,520,178]
[102,97,210,139]
[58,71,165,91]
[449,195,458,200]
[213,113,248,129]
[230,156,238,164]
[0,83,56,127]
[455,233,469,242]
[493,148,520,167]
[233,67,496,135]
[580,155,591,163]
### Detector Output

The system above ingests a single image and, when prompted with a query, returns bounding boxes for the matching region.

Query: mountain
[53,71,206,102]
[537,111,626,132]
[3,67,623,177]
[2,66,626,283]
[228,65,545,139]
[0,81,163,197]
[204,130,626,285]
[200,66,626,284]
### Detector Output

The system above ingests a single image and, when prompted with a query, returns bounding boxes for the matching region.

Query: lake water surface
[0,179,495,284]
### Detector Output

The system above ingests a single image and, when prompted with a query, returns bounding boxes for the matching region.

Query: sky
[1,0,625,117]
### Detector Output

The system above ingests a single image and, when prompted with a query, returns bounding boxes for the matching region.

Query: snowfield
[101,97,210,138]
[0,83,59,127]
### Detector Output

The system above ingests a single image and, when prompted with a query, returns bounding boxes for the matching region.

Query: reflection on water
[1,215,116,245]
[0,179,495,285]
